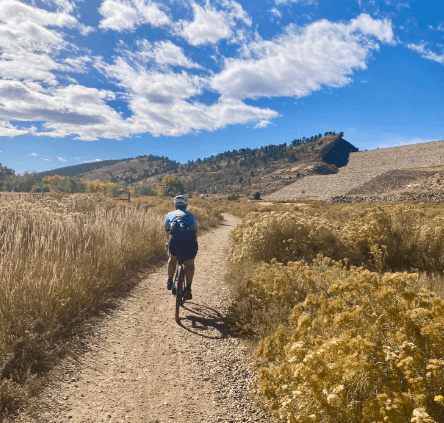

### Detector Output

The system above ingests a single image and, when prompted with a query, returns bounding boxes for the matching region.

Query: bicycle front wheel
[175,265,184,323]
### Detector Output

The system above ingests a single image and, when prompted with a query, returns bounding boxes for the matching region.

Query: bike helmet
[174,195,189,209]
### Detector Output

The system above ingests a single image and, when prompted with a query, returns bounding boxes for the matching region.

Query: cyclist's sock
[186,282,192,289]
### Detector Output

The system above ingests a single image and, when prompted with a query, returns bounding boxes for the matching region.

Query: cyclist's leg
[183,258,195,283]
[168,252,177,279]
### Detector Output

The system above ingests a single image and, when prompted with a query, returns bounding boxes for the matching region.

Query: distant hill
[33,132,358,196]
[133,132,357,195]
[36,159,129,178]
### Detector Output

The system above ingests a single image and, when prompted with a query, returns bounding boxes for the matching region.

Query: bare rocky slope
[268,140,444,200]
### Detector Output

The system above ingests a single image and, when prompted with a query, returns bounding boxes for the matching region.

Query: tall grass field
[0,193,222,416]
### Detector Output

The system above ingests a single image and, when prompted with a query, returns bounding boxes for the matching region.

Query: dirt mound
[346,169,435,195]
[269,140,444,199]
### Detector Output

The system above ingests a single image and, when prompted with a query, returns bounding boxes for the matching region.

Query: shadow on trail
[177,302,232,339]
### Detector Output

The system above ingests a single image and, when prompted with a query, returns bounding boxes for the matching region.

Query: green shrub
[137,186,156,196]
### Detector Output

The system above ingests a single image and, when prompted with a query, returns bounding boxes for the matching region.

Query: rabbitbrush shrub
[255,258,444,423]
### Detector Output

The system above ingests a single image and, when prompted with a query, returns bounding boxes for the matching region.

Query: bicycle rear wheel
[175,265,184,323]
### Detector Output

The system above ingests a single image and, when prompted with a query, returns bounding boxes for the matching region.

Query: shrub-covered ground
[0,194,222,417]
[225,200,444,423]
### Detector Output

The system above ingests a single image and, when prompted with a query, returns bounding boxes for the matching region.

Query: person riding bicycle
[165,195,198,300]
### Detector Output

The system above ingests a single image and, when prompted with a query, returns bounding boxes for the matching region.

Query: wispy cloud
[275,0,316,4]
[30,152,39,156]
[83,159,102,163]
[428,22,444,31]
[58,157,66,162]
[42,158,50,161]
[254,120,272,129]
[407,42,444,64]
[269,8,282,18]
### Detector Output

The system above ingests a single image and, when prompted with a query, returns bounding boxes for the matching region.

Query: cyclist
[165,195,198,300]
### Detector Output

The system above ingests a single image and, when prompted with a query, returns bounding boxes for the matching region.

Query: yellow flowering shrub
[230,211,343,265]
[255,259,444,423]
[230,206,444,273]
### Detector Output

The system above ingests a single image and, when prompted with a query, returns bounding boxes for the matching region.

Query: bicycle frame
[173,255,187,323]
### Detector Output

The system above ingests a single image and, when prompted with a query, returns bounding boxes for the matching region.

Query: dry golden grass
[0,193,222,416]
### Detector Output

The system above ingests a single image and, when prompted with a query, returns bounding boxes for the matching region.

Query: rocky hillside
[132,133,357,195]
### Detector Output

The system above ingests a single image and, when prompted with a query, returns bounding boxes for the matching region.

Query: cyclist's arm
[165,214,171,239]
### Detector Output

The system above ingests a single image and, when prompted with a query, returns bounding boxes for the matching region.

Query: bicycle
[172,254,187,323]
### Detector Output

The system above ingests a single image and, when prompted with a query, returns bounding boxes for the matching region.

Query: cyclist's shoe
[182,285,192,301]
[167,278,173,290]
[172,285,176,295]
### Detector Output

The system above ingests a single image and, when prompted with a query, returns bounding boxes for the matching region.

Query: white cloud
[254,120,272,129]
[275,0,316,4]
[0,79,131,141]
[396,2,410,10]
[177,0,251,46]
[83,159,103,163]
[98,0,170,32]
[211,14,394,100]
[135,40,202,68]
[42,158,50,161]
[0,0,81,85]
[97,57,277,136]
[30,152,39,156]
[269,8,282,18]
[58,157,66,162]
[407,42,444,64]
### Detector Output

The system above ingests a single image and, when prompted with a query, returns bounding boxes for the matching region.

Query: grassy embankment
[221,198,444,423]
[0,194,222,417]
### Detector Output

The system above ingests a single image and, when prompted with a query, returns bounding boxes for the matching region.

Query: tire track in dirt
[13,214,274,423]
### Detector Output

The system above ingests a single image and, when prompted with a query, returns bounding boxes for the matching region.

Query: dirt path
[13,214,274,423]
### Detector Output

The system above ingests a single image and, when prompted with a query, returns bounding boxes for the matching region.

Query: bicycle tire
[175,265,184,323]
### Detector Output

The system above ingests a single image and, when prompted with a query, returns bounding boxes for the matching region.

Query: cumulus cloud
[58,156,66,161]
[0,0,80,84]
[0,79,132,141]
[177,0,251,46]
[98,0,170,32]
[134,40,202,68]
[96,57,277,136]
[211,14,394,100]
[0,2,396,141]
[408,42,444,64]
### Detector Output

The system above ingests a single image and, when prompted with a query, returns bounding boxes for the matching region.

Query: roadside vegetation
[225,200,444,422]
[0,193,222,417]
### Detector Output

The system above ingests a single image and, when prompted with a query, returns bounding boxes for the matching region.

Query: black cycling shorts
[168,238,198,260]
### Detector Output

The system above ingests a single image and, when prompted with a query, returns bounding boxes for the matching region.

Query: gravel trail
[13,214,274,423]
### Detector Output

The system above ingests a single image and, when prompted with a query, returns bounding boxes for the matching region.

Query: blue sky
[0,0,443,174]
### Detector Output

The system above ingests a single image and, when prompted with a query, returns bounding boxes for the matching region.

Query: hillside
[269,139,444,199]
[31,133,357,195]
[36,155,179,181]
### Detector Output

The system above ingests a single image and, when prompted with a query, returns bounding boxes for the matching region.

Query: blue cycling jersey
[165,209,197,232]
